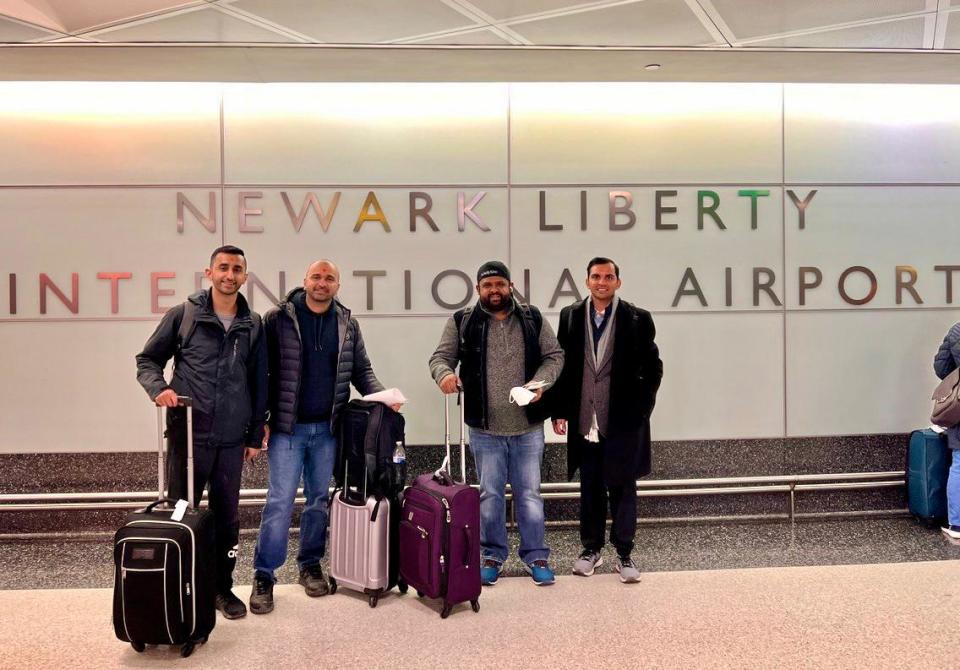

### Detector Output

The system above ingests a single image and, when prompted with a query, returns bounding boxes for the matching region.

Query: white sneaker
[941,525,960,540]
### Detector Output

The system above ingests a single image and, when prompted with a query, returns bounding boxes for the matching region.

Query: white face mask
[508,386,537,407]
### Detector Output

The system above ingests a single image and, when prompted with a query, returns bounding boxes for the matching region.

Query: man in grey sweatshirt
[429,261,564,586]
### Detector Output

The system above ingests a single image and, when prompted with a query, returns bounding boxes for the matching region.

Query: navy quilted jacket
[264,288,384,435]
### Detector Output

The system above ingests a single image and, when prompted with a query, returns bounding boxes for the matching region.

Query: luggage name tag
[170,499,189,521]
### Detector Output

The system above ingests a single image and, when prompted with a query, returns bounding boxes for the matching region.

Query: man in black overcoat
[548,257,662,583]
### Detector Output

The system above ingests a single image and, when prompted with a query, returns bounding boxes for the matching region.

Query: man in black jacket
[249,259,391,614]
[429,261,564,586]
[136,245,268,619]
[548,257,662,583]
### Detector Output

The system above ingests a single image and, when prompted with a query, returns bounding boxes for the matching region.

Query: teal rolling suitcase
[906,429,951,525]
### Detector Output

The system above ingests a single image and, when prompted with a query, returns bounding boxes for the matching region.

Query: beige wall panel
[0,83,221,185]
[511,187,784,312]
[784,84,960,184]
[223,188,509,315]
[222,84,509,186]
[786,310,955,437]
[354,316,463,447]
[784,187,960,309]
[653,313,785,440]
[510,83,783,185]
[0,320,164,453]
[0,189,222,318]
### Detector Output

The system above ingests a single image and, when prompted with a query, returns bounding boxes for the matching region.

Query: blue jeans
[948,445,960,527]
[469,426,549,565]
[253,422,337,579]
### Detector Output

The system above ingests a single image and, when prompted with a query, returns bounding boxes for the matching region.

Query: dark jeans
[167,433,244,595]
[579,437,637,557]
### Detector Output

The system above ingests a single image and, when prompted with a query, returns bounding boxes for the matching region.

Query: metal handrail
[0,470,906,513]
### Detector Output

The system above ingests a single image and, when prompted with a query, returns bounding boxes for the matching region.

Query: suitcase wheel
[368,594,378,608]
[130,641,145,653]
[471,599,480,613]
[398,580,408,595]
[440,602,453,619]
[329,577,338,595]
[180,641,196,658]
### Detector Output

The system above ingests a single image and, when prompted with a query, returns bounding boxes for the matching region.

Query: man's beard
[480,292,510,312]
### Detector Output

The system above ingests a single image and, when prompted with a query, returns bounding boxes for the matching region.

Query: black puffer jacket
[265,288,384,434]
[135,290,268,448]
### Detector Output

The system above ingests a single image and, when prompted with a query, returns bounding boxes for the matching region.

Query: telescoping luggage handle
[156,396,196,508]
[438,390,467,484]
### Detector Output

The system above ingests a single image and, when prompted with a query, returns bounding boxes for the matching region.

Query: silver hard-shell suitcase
[328,462,406,607]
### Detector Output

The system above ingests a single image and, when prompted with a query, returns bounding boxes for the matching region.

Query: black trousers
[167,433,244,595]
[579,437,637,557]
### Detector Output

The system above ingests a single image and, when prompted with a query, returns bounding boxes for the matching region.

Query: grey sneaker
[299,563,330,597]
[572,550,603,576]
[616,555,641,584]
[249,572,274,614]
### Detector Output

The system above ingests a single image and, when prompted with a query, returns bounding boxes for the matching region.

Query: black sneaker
[249,572,274,615]
[299,563,330,597]
[215,590,247,619]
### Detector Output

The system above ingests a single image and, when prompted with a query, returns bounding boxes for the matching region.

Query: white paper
[930,424,947,434]
[523,380,548,390]
[509,386,537,406]
[361,387,408,407]
[171,498,189,521]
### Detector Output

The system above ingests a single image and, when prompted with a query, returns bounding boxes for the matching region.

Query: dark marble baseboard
[0,434,910,494]
[0,434,911,535]
[4,518,959,591]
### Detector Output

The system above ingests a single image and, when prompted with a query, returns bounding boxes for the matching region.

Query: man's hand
[154,389,179,407]
[390,403,402,412]
[552,419,567,435]
[438,374,462,394]
[528,388,544,403]
[261,425,270,448]
[244,447,261,462]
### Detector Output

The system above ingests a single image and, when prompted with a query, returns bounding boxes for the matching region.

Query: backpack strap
[517,302,543,335]
[453,306,474,347]
[175,302,197,361]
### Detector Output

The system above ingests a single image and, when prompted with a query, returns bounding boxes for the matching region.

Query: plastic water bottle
[392,441,406,464]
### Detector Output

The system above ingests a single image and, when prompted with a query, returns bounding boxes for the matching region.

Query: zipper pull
[185,582,191,596]
[440,555,446,571]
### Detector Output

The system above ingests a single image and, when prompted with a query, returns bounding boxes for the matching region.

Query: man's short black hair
[210,245,246,268]
[587,256,620,279]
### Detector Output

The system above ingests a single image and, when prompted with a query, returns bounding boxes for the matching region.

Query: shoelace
[305,565,324,580]
[619,557,634,568]
[255,578,271,595]
[579,551,598,562]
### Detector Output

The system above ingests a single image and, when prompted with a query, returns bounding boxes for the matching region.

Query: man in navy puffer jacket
[249,259,391,614]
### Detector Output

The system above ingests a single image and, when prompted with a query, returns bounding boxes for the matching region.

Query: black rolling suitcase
[113,398,216,658]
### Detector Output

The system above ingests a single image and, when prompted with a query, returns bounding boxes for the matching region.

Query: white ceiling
[0,0,959,82]
[1,0,957,48]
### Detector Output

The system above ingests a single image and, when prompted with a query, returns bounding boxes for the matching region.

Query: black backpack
[335,400,406,500]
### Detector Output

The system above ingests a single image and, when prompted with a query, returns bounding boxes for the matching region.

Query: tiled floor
[5,560,959,669]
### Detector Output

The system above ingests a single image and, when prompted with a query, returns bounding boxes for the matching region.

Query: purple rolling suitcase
[399,392,481,618]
